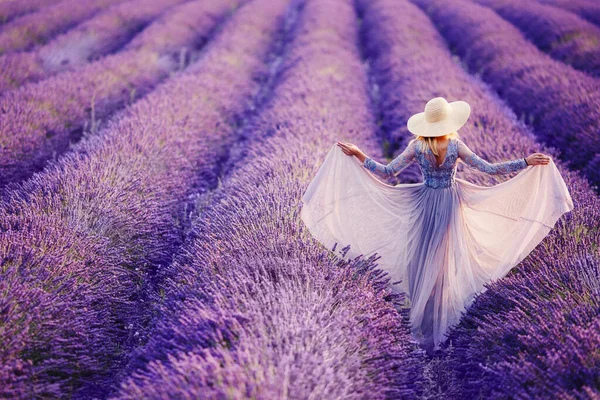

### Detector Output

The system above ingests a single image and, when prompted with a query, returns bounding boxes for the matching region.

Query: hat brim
[407,100,471,137]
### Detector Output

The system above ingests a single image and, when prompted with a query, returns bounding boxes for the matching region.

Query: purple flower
[112,0,426,398]
[412,0,600,192]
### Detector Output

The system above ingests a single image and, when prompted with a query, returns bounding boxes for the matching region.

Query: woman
[300,97,574,356]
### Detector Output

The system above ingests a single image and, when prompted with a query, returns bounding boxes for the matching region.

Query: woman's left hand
[525,153,551,166]
[337,141,361,157]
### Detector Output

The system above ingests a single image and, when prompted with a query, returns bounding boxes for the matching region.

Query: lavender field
[0,0,598,398]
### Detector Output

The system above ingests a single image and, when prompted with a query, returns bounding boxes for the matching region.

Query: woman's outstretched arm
[457,139,532,175]
[337,140,416,179]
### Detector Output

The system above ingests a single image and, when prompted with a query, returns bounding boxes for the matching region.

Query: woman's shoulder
[452,137,465,149]
[409,138,422,154]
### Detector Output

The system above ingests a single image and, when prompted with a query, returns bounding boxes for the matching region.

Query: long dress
[300,137,574,354]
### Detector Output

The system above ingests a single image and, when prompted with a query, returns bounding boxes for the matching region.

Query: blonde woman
[300,97,574,356]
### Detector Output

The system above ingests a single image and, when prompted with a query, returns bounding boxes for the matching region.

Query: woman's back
[413,137,459,189]
[302,139,573,354]
[362,136,529,189]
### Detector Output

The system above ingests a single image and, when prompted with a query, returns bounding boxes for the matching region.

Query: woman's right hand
[337,141,360,156]
[526,153,551,166]
[337,141,367,162]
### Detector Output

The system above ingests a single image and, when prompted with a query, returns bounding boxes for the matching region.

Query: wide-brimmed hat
[407,97,471,137]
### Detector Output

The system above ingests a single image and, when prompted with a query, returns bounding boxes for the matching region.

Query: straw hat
[407,97,471,137]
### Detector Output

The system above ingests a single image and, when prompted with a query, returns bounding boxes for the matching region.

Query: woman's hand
[525,153,551,166]
[337,141,366,162]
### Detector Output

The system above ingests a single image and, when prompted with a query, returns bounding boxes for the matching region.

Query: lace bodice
[362,137,528,188]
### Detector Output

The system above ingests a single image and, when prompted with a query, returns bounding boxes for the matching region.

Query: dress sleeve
[362,140,416,179]
[457,139,527,175]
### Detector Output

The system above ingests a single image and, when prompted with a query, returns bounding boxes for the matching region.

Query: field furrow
[0,0,125,55]
[0,0,290,397]
[473,0,600,78]
[0,0,240,188]
[0,0,58,25]
[99,0,302,397]
[357,0,600,397]
[109,0,428,398]
[538,0,600,28]
[411,0,600,193]
[1,0,598,397]
[0,0,189,92]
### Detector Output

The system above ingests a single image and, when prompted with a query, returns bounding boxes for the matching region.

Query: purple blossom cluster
[0,0,288,396]
[0,0,124,55]
[411,0,600,192]
[110,0,427,398]
[473,0,600,78]
[445,253,600,399]
[122,0,233,53]
[1,0,598,396]
[358,0,600,396]
[0,0,57,24]
[538,0,600,28]
[0,0,240,188]
[0,0,187,92]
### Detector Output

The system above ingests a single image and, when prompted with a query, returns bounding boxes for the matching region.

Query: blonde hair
[410,131,460,156]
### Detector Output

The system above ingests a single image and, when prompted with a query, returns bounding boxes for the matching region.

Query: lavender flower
[411,0,600,192]
[0,0,188,92]
[0,0,124,55]
[474,0,600,78]
[0,0,240,187]
[0,0,286,396]
[112,0,426,398]
[537,0,600,28]
[0,0,58,24]
[358,0,600,396]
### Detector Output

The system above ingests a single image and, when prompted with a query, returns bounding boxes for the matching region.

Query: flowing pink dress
[300,137,574,354]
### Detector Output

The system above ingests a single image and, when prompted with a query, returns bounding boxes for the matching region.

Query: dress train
[300,143,574,352]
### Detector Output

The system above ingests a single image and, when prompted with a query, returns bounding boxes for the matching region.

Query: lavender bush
[0,0,288,396]
[2,0,597,397]
[0,0,188,92]
[0,0,58,24]
[122,0,236,53]
[358,0,600,396]
[0,0,124,55]
[538,0,600,28]
[473,0,600,78]
[411,0,600,192]
[444,252,600,399]
[0,0,240,188]
[111,0,427,397]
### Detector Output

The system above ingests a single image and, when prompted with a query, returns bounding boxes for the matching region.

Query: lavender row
[473,0,600,78]
[123,0,224,53]
[357,0,600,396]
[538,0,600,28]
[111,1,427,398]
[0,0,187,92]
[411,0,600,191]
[445,251,600,399]
[0,0,124,55]
[0,0,237,188]
[104,0,302,393]
[0,0,57,24]
[0,0,285,396]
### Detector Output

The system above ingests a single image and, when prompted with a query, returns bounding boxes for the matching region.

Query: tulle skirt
[300,143,574,354]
